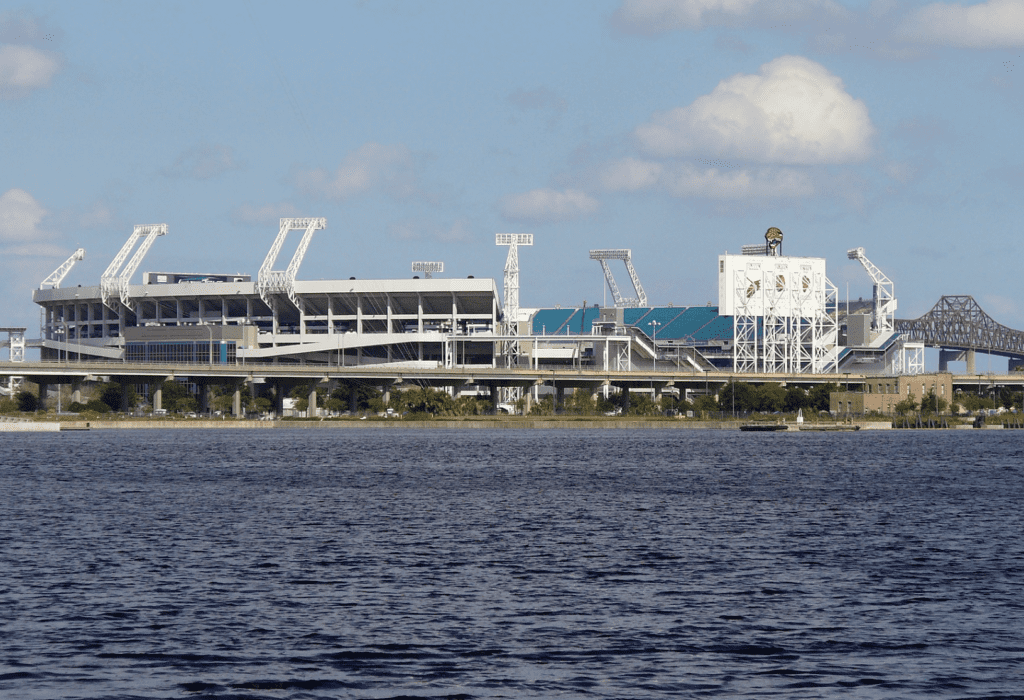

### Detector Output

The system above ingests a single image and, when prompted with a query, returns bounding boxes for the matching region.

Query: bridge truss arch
[895,295,1024,360]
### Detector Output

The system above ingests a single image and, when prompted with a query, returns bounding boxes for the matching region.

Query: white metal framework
[101,225,167,311]
[411,261,444,279]
[589,249,648,308]
[1,327,26,363]
[496,233,533,403]
[40,249,85,289]
[847,247,896,334]
[257,218,326,314]
[723,254,838,374]
[902,342,925,375]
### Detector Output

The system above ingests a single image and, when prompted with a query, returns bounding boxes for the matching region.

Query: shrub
[16,391,38,412]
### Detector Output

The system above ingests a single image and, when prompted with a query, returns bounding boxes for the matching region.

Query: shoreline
[1,417,907,431]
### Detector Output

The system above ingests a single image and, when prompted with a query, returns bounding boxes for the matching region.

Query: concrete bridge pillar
[233,385,242,417]
[152,382,162,412]
[938,349,958,372]
[966,350,976,375]
[555,385,564,413]
[71,381,83,405]
[622,387,631,413]
[349,386,358,413]
[307,384,318,417]
[381,384,390,407]
[37,382,48,411]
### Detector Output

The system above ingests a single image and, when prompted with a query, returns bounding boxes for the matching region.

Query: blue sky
[2,0,1023,355]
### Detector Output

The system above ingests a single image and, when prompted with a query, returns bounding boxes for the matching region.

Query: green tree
[330,381,381,411]
[563,389,597,415]
[16,391,38,412]
[784,386,810,413]
[85,398,111,413]
[808,382,839,412]
[692,394,718,416]
[396,386,455,415]
[921,389,948,415]
[0,397,17,413]
[719,381,756,412]
[160,380,195,414]
[99,382,137,412]
[895,393,918,415]
[754,383,787,413]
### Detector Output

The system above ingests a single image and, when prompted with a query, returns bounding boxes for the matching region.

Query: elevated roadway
[3,360,1023,395]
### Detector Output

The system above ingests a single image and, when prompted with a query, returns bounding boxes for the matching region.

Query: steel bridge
[896,296,1024,372]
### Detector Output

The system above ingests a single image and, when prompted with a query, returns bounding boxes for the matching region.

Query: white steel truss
[40,249,85,289]
[2,327,26,363]
[733,267,759,373]
[101,225,167,311]
[730,258,838,374]
[589,249,648,307]
[847,247,896,334]
[257,218,326,313]
[496,233,533,403]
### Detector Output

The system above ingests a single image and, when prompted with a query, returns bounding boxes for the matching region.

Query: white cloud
[499,188,599,223]
[602,159,814,198]
[635,55,874,164]
[0,188,66,256]
[232,202,301,225]
[662,164,815,198]
[162,144,244,180]
[599,158,665,192]
[612,0,846,33]
[296,142,417,200]
[0,44,60,99]
[899,0,1024,48]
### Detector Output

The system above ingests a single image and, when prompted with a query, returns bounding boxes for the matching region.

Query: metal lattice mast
[40,249,85,289]
[100,225,166,311]
[411,262,444,279]
[847,247,896,334]
[496,233,533,402]
[589,249,647,307]
[733,268,759,373]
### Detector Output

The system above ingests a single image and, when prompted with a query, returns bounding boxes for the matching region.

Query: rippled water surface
[2,429,1024,699]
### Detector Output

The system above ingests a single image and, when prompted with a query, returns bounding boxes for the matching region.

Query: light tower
[411,261,444,279]
[846,247,896,334]
[101,225,166,311]
[495,233,533,404]
[40,249,85,289]
[589,249,647,307]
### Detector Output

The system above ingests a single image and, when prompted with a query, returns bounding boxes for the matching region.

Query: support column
[308,384,318,418]
[555,385,564,414]
[72,381,83,405]
[233,385,242,417]
[349,386,358,413]
[275,381,286,416]
[152,382,162,411]
[119,379,131,413]
[622,387,631,413]
[966,350,976,375]
[382,384,391,407]
[37,382,48,411]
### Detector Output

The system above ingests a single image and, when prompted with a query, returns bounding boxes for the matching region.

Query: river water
[2,429,1022,699]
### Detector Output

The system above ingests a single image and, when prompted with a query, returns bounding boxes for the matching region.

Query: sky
[2,0,1023,367]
